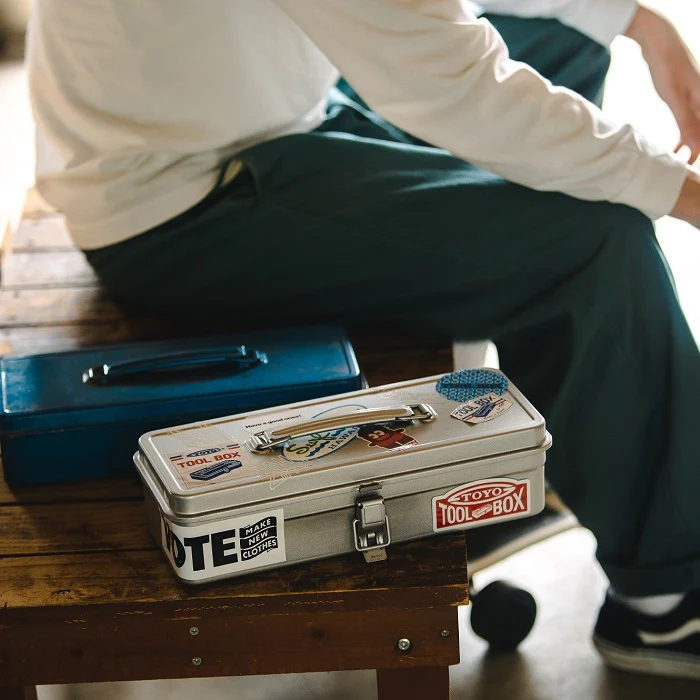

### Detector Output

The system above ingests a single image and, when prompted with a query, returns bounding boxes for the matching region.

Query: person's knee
[588,203,674,311]
[558,201,662,312]
[556,200,655,275]
[605,203,654,233]
[589,202,656,253]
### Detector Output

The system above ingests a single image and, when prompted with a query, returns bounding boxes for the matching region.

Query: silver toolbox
[135,370,551,584]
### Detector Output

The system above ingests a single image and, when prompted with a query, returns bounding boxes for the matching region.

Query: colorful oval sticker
[281,404,366,463]
[435,369,508,403]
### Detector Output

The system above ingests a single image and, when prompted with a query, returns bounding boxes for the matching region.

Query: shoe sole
[593,635,700,681]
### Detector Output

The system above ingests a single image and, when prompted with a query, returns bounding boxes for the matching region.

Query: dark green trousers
[87,16,700,596]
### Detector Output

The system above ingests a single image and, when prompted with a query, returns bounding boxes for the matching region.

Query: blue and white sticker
[451,393,513,424]
[169,443,250,490]
[281,404,366,463]
[436,370,508,403]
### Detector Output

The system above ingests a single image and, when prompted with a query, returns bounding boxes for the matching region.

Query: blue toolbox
[0,325,362,486]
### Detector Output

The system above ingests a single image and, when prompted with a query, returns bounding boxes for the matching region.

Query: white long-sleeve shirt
[27,0,688,250]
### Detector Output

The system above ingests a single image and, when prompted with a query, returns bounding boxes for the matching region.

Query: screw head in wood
[441,629,451,638]
[396,638,413,653]
[192,657,202,666]
[189,627,199,636]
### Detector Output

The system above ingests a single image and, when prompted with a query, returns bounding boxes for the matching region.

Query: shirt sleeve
[474,0,639,46]
[273,0,686,220]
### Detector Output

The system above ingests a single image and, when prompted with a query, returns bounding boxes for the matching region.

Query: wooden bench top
[0,192,466,694]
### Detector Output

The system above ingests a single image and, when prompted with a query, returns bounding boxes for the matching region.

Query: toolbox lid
[137,371,549,517]
[0,326,360,432]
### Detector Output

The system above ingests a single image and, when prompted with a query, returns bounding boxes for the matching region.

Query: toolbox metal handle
[82,346,267,385]
[247,403,437,453]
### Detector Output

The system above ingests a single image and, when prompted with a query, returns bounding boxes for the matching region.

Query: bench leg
[376,666,450,700]
[0,687,38,700]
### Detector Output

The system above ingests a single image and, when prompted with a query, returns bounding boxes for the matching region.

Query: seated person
[27,0,700,680]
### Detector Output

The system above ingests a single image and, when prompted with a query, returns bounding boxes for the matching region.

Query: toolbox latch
[354,494,391,563]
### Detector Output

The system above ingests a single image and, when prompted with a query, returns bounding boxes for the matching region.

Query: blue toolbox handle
[82,346,268,385]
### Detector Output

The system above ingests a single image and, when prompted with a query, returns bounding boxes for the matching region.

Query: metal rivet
[440,629,451,638]
[396,638,413,653]
[189,627,199,636]
[192,657,202,666]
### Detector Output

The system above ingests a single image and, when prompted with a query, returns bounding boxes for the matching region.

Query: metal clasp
[354,489,391,563]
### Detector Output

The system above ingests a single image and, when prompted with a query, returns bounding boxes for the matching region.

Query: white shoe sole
[593,635,700,681]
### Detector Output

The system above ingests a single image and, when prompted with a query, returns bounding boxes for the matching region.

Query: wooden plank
[350,330,452,351]
[2,250,98,288]
[0,534,468,610]
[11,216,74,251]
[0,605,459,686]
[0,501,151,556]
[0,468,143,505]
[0,318,240,356]
[0,291,220,334]
[0,687,38,700]
[0,323,143,356]
[355,343,453,387]
[0,288,122,326]
[377,666,450,700]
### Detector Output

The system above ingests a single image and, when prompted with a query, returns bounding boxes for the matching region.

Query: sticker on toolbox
[169,443,255,489]
[268,455,305,491]
[432,478,530,531]
[450,393,513,424]
[357,424,417,450]
[280,404,366,463]
[241,412,304,434]
[160,508,286,582]
[435,370,508,402]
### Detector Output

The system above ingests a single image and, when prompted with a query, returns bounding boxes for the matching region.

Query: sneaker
[593,590,700,680]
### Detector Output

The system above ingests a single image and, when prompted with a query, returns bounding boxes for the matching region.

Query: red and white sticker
[432,478,530,531]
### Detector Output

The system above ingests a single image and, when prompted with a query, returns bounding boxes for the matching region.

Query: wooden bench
[0,192,467,700]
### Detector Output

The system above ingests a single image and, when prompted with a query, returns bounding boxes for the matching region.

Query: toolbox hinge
[353,491,391,563]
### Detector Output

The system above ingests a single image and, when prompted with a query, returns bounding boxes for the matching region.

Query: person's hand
[626,5,700,161]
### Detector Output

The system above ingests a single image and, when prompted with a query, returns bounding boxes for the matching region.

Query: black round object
[470,580,537,650]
